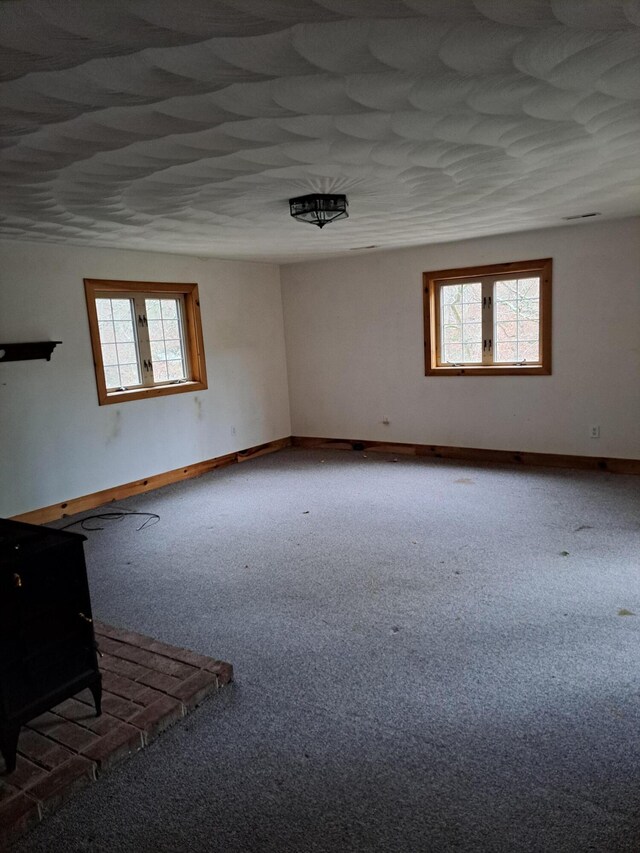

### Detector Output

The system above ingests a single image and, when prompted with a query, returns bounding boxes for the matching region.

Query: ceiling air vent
[562,212,601,220]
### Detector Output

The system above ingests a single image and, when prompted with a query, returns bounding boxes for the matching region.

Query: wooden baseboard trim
[11,433,638,525]
[11,437,292,525]
[290,436,640,475]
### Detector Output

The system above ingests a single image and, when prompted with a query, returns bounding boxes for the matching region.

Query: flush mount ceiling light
[289,194,348,228]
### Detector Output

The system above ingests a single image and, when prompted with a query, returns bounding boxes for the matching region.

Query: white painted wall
[2,218,638,516]
[282,218,640,460]
[0,241,291,516]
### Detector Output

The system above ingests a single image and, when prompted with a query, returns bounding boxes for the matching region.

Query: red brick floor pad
[0,623,233,849]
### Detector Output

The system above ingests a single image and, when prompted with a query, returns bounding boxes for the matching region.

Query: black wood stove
[0,518,102,773]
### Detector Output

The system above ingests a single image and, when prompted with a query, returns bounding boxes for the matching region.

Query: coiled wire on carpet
[58,510,160,532]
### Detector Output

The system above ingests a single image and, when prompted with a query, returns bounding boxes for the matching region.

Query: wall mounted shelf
[0,342,61,362]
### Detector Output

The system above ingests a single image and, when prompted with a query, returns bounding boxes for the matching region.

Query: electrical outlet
[590,425,600,439]
[382,417,390,425]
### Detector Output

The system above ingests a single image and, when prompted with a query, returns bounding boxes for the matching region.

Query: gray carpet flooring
[12,448,640,853]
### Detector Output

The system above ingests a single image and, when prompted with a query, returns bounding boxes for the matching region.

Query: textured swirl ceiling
[1,0,639,262]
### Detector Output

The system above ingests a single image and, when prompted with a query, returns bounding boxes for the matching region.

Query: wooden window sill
[101,380,208,405]
[426,365,551,376]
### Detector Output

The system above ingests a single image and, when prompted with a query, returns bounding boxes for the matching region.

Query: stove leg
[0,726,20,774]
[89,675,102,717]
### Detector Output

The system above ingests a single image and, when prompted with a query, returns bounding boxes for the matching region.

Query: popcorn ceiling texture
[1,0,639,262]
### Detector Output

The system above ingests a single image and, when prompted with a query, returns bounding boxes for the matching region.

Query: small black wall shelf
[0,342,61,363]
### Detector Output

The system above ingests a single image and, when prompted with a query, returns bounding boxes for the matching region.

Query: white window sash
[437,274,542,368]
[97,292,189,389]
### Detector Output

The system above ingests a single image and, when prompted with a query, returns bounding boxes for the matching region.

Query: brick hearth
[0,622,233,849]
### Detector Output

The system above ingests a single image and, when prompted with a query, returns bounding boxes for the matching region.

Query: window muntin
[424,259,551,376]
[85,279,207,404]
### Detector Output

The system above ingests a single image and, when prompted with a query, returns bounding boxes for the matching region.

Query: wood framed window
[423,259,552,376]
[84,279,207,405]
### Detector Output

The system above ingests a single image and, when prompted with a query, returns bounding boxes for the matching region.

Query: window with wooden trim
[84,279,207,405]
[423,259,552,376]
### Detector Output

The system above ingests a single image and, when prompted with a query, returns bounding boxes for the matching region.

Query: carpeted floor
[12,448,640,852]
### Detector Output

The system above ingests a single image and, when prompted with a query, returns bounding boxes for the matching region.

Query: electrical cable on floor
[58,510,160,532]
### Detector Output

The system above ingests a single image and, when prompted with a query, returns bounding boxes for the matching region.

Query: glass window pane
[442,284,462,305]
[111,299,132,321]
[96,299,113,321]
[104,365,121,388]
[444,324,461,344]
[443,304,462,325]
[159,299,178,319]
[145,299,161,320]
[167,360,185,380]
[113,321,135,343]
[162,319,179,339]
[463,322,482,343]
[116,342,137,363]
[444,343,462,363]
[518,341,539,362]
[165,340,182,360]
[496,301,517,322]
[98,321,115,344]
[519,320,539,340]
[148,320,163,341]
[495,281,517,301]
[119,363,140,386]
[463,342,482,362]
[101,344,117,366]
[153,361,168,383]
[150,340,166,361]
[496,321,517,341]
[462,282,481,302]
[497,342,517,362]
[518,299,539,320]
[463,302,481,323]
[518,278,539,298]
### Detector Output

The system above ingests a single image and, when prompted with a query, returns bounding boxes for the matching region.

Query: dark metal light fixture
[289,193,348,228]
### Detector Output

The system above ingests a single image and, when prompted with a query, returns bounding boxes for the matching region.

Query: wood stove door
[0,539,99,724]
